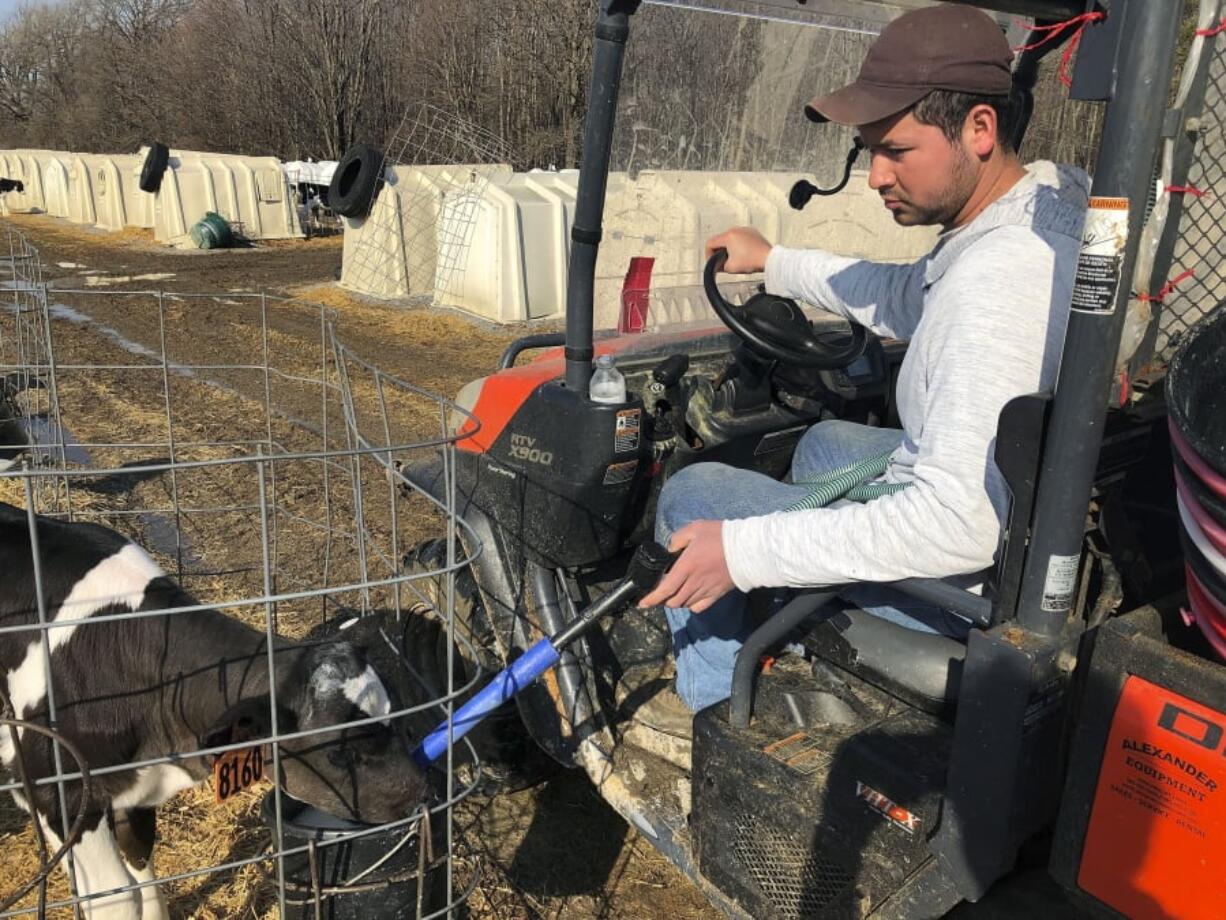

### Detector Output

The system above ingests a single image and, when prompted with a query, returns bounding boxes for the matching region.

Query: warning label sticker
[763,731,829,776]
[615,409,640,453]
[1078,676,1226,919]
[1070,196,1130,315]
[602,459,638,486]
[1040,553,1080,612]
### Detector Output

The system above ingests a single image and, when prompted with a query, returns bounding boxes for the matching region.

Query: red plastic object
[1171,419,1226,500]
[1176,470,1226,555]
[1187,567,1226,659]
[618,257,655,334]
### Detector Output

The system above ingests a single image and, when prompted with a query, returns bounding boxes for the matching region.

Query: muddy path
[9,214,520,406]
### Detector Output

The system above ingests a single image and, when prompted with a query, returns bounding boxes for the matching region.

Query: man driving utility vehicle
[640,4,1090,713]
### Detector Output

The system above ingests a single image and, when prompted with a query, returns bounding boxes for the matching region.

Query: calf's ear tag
[213,745,269,804]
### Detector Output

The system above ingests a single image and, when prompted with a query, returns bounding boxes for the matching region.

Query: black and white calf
[0,501,431,919]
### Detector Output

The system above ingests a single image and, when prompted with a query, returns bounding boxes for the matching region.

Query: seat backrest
[985,392,1053,624]
[874,391,1054,628]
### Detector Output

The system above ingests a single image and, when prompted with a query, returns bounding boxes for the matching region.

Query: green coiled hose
[785,447,909,512]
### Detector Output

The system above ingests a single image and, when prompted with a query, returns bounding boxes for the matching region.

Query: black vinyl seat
[804,608,968,716]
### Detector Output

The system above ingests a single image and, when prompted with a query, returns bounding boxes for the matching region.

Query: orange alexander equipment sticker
[1078,675,1226,918]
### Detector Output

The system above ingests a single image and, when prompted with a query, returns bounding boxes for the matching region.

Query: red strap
[1013,12,1106,87]
[1137,268,1195,304]
[1196,16,1226,37]
[1166,185,1208,198]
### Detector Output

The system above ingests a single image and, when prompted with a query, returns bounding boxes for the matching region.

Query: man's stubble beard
[892,143,977,227]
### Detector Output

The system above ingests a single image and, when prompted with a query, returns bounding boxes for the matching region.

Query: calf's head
[205,640,431,824]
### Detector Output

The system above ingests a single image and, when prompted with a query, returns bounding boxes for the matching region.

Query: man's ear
[200,697,294,752]
[966,102,999,158]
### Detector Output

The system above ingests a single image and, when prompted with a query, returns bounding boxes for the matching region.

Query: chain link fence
[1155,25,1226,359]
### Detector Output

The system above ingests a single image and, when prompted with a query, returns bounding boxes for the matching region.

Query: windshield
[601,2,901,334]
[595,0,1097,335]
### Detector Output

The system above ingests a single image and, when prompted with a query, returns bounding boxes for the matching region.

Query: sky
[0,0,54,23]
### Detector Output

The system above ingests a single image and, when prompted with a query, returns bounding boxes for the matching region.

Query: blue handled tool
[412,541,674,766]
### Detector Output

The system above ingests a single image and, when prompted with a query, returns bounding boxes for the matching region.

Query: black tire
[328,143,385,218]
[138,143,169,194]
[404,539,560,793]
[405,539,503,674]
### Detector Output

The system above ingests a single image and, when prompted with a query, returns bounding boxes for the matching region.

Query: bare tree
[0,0,1102,174]
[0,2,91,131]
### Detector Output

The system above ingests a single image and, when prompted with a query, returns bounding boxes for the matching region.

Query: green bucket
[189,211,233,250]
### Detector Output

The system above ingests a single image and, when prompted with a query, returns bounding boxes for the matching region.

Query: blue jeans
[655,420,972,712]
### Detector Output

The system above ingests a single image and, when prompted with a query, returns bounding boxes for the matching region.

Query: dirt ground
[0,213,721,920]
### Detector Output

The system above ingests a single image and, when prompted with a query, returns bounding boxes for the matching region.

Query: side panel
[1077,676,1226,919]
[1052,611,1226,918]
[692,664,955,919]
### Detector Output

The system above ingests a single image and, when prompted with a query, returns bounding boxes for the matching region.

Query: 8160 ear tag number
[213,746,267,803]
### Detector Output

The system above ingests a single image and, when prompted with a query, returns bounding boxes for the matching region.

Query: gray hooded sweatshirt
[723,161,1090,592]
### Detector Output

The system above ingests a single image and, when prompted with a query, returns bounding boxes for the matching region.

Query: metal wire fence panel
[1157,30,1226,360]
[0,230,483,919]
[342,104,512,306]
[0,227,63,513]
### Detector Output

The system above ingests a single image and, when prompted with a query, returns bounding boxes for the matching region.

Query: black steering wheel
[703,249,867,369]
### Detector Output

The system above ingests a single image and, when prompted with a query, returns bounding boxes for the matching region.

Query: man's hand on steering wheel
[704,227,773,274]
[702,233,868,370]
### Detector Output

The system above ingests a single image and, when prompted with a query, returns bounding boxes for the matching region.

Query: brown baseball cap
[805,5,1014,127]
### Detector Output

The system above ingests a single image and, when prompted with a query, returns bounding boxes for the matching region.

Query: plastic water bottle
[589,354,627,404]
